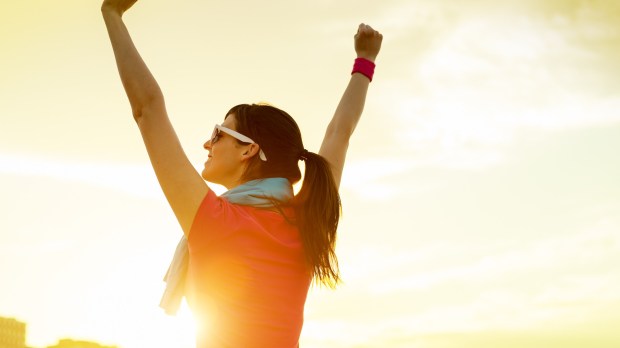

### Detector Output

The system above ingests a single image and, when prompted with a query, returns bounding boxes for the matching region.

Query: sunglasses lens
[211,128,219,144]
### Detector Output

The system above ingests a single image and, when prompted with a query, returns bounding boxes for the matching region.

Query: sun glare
[177,301,201,341]
[142,300,202,348]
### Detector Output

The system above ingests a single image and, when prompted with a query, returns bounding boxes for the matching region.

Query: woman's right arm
[102,0,162,118]
[319,24,383,189]
[102,0,208,237]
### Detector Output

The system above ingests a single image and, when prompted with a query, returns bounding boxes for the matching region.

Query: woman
[101,0,382,346]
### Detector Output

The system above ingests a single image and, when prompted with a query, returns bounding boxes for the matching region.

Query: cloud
[368,216,620,295]
[303,215,620,346]
[370,0,620,170]
[338,157,448,200]
[0,152,161,199]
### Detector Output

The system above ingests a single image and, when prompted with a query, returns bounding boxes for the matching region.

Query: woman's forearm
[327,23,382,138]
[102,9,163,118]
[328,73,371,137]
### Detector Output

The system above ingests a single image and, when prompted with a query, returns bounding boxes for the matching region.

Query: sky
[1,0,620,347]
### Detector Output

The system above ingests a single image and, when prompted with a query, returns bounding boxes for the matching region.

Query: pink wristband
[351,57,376,82]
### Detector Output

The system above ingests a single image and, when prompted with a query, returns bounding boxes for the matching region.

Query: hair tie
[299,149,310,161]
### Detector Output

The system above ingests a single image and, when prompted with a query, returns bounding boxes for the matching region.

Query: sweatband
[351,57,376,82]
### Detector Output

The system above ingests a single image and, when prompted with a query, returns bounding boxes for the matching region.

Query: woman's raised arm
[102,0,208,237]
[102,0,162,118]
[319,24,383,189]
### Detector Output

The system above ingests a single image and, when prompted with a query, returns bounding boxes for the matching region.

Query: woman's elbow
[131,92,165,121]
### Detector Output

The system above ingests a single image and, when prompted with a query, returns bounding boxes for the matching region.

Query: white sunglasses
[210,124,267,161]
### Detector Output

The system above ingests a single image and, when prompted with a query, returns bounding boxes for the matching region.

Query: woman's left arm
[102,0,208,237]
[319,24,382,189]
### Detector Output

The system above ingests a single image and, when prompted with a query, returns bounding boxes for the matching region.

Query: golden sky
[1,0,620,347]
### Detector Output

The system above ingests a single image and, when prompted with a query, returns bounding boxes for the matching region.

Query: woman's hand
[101,0,138,16]
[354,23,383,62]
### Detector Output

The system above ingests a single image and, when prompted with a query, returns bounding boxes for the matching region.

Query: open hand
[101,0,139,16]
[354,23,383,62]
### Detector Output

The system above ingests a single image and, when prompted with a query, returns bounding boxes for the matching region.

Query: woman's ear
[241,143,260,161]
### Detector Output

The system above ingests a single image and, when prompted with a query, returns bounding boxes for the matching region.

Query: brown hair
[226,103,341,288]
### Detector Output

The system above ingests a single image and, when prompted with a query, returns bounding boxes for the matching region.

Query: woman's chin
[201,170,221,185]
[201,169,210,181]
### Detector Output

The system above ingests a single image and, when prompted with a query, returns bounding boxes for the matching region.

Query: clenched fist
[101,0,139,16]
[354,23,383,62]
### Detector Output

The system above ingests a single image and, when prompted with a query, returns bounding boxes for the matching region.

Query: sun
[143,299,205,348]
[177,300,203,340]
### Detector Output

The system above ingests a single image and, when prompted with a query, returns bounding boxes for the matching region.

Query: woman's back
[187,190,311,347]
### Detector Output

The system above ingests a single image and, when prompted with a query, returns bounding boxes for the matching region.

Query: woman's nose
[204,140,212,149]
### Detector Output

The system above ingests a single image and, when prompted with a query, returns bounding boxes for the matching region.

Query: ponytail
[294,151,341,288]
[228,103,342,287]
